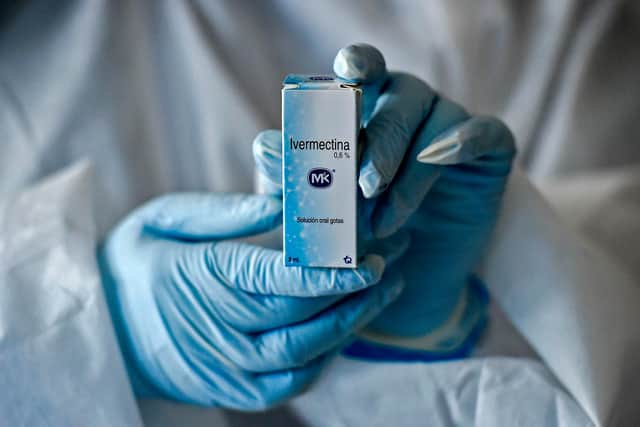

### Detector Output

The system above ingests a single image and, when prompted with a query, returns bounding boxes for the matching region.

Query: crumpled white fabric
[0,163,142,426]
[482,169,640,426]
[539,166,640,282]
[289,356,593,427]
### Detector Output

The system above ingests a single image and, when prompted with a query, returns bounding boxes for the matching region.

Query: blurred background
[2,0,640,273]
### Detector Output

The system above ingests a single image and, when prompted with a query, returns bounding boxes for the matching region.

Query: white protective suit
[1,1,640,426]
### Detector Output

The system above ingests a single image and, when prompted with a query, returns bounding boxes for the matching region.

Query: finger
[248,352,332,410]
[253,45,390,194]
[363,230,411,265]
[151,257,332,407]
[138,193,282,240]
[214,232,411,333]
[159,278,337,402]
[208,242,389,296]
[333,43,388,123]
[416,115,517,167]
[333,43,387,84]
[416,116,517,220]
[370,97,469,238]
[212,288,343,333]
[358,72,439,198]
[186,346,331,410]
[373,114,516,239]
[231,271,404,372]
[252,129,282,195]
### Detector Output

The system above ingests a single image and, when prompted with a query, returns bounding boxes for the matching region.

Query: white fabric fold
[0,162,142,427]
[481,168,640,426]
[289,356,593,427]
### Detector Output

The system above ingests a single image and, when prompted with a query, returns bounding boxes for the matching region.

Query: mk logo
[308,168,333,188]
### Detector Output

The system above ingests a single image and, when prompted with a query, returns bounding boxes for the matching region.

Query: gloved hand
[98,192,407,409]
[253,44,516,354]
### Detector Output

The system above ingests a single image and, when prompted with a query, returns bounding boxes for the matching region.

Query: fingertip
[298,255,386,296]
[260,195,283,224]
[358,161,387,198]
[256,173,283,197]
[416,133,463,165]
[416,116,517,166]
[254,128,281,143]
[359,253,386,282]
[254,357,327,408]
[481,116,518,155]
[260,194,283,211]
[252,129,282,165]
[230,194,283,235]
[333,43,387,84]
[253,130,283,193]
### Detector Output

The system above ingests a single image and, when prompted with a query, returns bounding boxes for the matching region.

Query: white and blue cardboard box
[282,75,361,268]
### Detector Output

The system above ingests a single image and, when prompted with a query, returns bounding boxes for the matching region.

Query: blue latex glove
[253,44,515,352]
[98,192,407,409]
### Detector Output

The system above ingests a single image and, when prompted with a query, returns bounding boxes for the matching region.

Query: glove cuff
[97,242,163,398]
[343,276,489,361]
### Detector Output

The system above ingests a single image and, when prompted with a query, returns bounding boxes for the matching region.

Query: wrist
[348,276,489,360]
[96,242,162,399]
